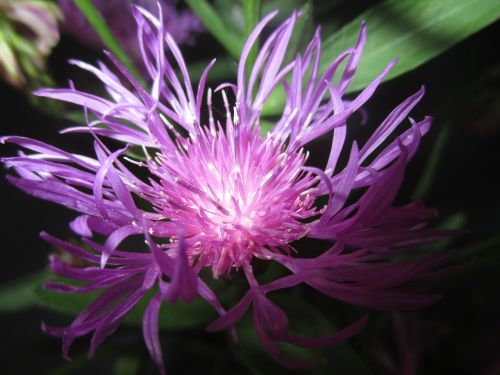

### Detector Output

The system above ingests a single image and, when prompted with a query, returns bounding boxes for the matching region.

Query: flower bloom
[2,6,452,373]
[59,0,202,69]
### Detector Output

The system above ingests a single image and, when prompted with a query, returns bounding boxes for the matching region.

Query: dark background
[0,1,499,374]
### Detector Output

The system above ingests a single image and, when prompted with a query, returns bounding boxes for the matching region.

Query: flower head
[2,5,453,373]
[149,114,318,277]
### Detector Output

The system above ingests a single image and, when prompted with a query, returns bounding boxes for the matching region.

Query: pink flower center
[149,127,318,277]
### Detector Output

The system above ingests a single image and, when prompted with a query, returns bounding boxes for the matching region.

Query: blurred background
[0,0,499,374]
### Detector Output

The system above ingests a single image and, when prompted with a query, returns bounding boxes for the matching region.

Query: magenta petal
[324,142,359,218]
[338,21,367,94]
[164,236,198,304]
[100,224,139,268]
[145,231,174,276]
[41,322,74,361]
[253,316,312,368]
[251,293,311,369]
[143,293,167,375]
[206,291,253,333]
[89,288,145,356]
[359,87,425,163]
[92,144,129,221]
[69,215,93,237]
[281,315,368,348]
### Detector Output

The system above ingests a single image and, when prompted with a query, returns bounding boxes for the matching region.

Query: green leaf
[0,270,46,312]
[261,0,306,18]
[186,0,244,58]
[35,279,215,331]
[260,85,285,117]
[243,0,261,37]
[414,124,450,198]
[437,233,500,289]
[73,0,144,84]
[262,0,500,116]
[422,212,467,252]
[259,119,274,138]
[243,0,261,72]
[439,212,467,231]
[64,110,87,124]
[214,0,246,35]
[49,353,90,375]
[456,234,500,261]
[324,0,499,92]
[188,57,237,83]
[113,355,141,375]
[50,347,114,375]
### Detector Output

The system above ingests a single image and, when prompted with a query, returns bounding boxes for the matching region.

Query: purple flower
[58,0,202,69]
[2,6,453,373]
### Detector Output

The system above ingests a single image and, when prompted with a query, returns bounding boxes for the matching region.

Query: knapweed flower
[2,5,452,373]
[59,0,202,70]
[0,0,61,89]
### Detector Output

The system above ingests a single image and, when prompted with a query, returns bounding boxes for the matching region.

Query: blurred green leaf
[260,85,285,117]
[457,234,500,261]
[243,0,261,73]
[244,0,262,36]
[414,124,450,198]
[426,212,467,251]
[186,0,244,58]
[259,119,274,137]
[214,0,246,35]
[188,57,237,83]
[50,353,90,375]
[0,270,46,312]
[438,234,500,289]
[262,0,499,116]
[113,355,141,375]
[439,213,467,231]
[73,0,143,84]
[325,0,499,91]
[64,110,87,124]
[262,0,306,18]
[50,347,115,375]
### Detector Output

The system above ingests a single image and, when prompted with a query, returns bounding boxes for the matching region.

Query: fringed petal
[164,236,198,303]
[143,293,167,375]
